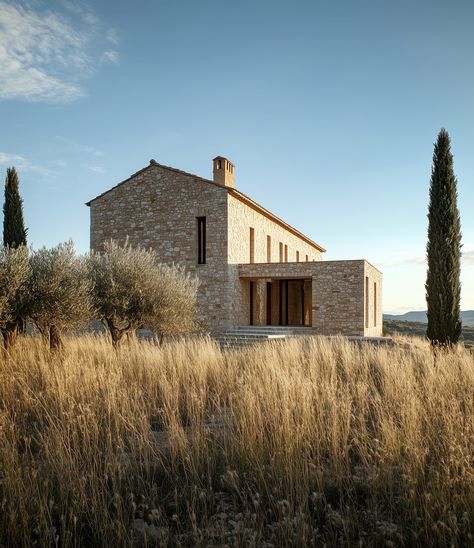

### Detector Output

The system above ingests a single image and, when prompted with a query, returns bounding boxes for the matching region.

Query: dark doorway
[279,280,306,326]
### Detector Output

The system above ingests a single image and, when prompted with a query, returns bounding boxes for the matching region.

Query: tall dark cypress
[3,167,27,248]
[425,129,462,345]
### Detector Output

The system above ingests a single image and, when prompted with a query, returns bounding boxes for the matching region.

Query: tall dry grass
[0,335,473,547]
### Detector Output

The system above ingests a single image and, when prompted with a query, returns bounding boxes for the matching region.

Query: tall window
[374,282,377,326]
[296,250,300,262]
[197,217,206,264]
[284,244,288,262]
[365,276,369,328]
[267,235,271,262]
[279,242,283,262]
[249,227,255,263]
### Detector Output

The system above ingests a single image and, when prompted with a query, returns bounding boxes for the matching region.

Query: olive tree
[88,240,199,347]
[0,245,30,350]
[28,241,92,350]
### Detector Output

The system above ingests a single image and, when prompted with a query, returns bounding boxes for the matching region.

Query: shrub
[88,240,198,346]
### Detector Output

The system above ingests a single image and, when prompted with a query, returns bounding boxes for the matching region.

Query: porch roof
[238,260,372,279]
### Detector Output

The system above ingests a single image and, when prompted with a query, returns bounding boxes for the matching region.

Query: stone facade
[87,157,383,336]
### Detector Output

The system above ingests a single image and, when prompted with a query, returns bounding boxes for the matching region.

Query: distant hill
[384,319,474,347]
[384,310,474,326]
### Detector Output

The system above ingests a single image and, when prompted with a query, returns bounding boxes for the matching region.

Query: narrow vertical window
[197,216,206,264]
[365,276,369,329]
[284,244,288,262]
[374,282,377,327]
[279,242,283,262]
[305,254,308,262]
[267,235,271,262]
[296,250,300,262]
[249,227,255,264]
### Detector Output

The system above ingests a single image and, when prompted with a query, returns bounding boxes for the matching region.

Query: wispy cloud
[463,249,474,266]
[0,151,50,175]
[106,28,119,46]
[59,0,98,24]
[0,1,120,103]
[381,248,474,268]
[88,165,105,173]
[101,50,119,64]
[380,255,425,268]
[52,160,67,167]
[54,136,103,157]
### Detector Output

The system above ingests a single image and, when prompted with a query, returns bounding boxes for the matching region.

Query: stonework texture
[88,160,383,336]
[89,163,233,329]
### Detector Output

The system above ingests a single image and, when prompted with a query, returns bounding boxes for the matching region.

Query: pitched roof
[85,160,326,253]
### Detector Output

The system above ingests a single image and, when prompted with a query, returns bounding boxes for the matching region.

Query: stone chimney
[213,156,235,188]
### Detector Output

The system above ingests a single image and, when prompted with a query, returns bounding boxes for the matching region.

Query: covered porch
[247,278,312,327]
[237,260,383,337]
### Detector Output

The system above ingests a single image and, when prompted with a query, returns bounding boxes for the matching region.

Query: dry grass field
[0,335,473,547]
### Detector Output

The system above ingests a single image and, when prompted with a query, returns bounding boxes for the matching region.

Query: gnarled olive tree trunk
[35,323,64,351]
[105,318,137,348]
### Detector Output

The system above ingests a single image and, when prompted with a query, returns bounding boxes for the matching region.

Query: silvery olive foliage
[0,245,30,349]
[88,240,199,346]
[28,241,93,349]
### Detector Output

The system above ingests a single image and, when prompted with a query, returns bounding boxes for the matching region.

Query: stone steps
[213,327,392,350]
[213,326,313,349]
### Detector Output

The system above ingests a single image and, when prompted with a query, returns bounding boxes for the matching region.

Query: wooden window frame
[374,282,377,327]
[197,216,206,264]
[249,227,255,264]
[365,276,369,329]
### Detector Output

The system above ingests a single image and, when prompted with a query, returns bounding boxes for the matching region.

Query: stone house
[86,157,383,336]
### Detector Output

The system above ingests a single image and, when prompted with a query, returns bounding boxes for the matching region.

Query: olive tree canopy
[88,240,199,346]
[0,245,30,350]
[28,241,92,350]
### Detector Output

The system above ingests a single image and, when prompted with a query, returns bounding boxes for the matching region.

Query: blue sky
[0,0,473,314]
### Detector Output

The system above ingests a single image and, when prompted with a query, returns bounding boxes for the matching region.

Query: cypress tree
[3,166,27,248]
[425,128,462,345]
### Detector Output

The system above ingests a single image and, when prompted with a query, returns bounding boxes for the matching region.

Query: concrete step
[217,332,287,339]
[229,327,312,335]
[212,325,314,349]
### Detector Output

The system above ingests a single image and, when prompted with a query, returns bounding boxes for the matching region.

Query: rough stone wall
[364,261,383,337]
[227,195,323,264]
[89,164,233,330]
[238,261,383,336]
[227,193,324,325]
